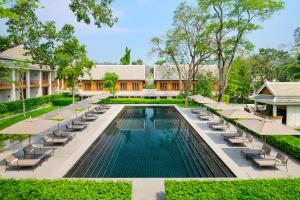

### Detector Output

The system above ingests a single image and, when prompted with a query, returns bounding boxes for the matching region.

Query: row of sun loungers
[191,108,289,171]
[4,104,111,171]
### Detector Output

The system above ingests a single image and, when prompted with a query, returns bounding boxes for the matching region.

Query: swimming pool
[65,106,235,178]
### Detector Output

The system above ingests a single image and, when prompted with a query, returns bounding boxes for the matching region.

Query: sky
[1,0,300,65]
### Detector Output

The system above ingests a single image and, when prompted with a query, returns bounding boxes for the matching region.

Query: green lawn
[0,106,59,149]
[0,179,132,200]
[165,178,300,200]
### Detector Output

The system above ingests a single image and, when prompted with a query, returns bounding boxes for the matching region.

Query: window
[132,82,140,91]
[85,83,91,91]
[96,82,103,91]
[172,82,179,91]
[120,82,127,91]
[160,82,167,91]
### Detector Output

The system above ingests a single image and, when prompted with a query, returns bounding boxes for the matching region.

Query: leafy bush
[165,178,300,200]
[0,93,66,114]
[52,97,79,106]
[102,98,186,105]
[267,135,300,160]
[144,83,156,89]
[0,179,131,200]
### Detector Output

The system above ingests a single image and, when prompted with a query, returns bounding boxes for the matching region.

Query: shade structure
[237,119,300,136]
[0,118,57,135]
[191,96,216,104]
[206,103,235,111]
[86,96,101,104]
[47,109,77,122]
[219,110,264,120]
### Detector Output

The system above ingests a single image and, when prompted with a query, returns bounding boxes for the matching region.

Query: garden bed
[0,179,131,200]
[165,178,300,200]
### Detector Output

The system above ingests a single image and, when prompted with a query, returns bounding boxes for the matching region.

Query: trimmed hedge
[267,136,300,161]
[52,97,80,106]
[0,179,131,200]
[0,93,68,114]
[165,178,300,200]
[102,98,186,105]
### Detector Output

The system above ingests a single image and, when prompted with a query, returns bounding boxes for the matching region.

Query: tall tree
[120,46,131,65]
[102,72,119,97]
[55,38,94,103]
[132,59,144,65]
[151,2,213,107]
[198,0,284,102]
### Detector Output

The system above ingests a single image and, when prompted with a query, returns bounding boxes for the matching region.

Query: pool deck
[0,104,300,200]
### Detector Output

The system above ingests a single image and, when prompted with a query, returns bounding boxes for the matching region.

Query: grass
[0,179,132,200]
[165,178,300,200]
[0,106,60,149]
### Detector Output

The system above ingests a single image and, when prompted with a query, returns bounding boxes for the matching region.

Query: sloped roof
[257,81,300,97]
[80,65,146,80]
[0,45,32,61]
[154,65,218,80]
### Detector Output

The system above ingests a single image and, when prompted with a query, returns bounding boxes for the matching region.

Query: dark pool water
[64,106,234,178]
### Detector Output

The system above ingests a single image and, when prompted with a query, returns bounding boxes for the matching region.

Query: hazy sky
[1,0,300,65]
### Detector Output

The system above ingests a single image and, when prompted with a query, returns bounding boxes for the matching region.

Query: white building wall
[0,90,12,103]
[30,87,39,98]
[287,105,300,128]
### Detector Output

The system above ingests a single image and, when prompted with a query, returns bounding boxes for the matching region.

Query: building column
[11,69,16,101]
[48,72,52,95]
[57,79,60,93]
[61,79,64,90]
[273,105,277,117]
[38,71,42,96]
[26,70,31,98]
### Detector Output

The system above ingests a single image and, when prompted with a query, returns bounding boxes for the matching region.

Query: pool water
[65,106,234,178]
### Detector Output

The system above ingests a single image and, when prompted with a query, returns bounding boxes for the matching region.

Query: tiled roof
[258,81,300,97]
[80,65,146,80]
[0,45,32,61]
[153,65,218,80]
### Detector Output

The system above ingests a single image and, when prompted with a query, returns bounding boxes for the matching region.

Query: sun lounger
[252,152,288,171]
[23,145,55,159]
[198,113,213,121]
[207,119,224,128]
[227,134,253,146]
[98,105,110,110]
[81,113,97,121]
[66,123,87,131]
[191,108,206,114]
[53,130,75,138]
[43,135,70,146]
[241,144,271,159]
[211,121,230,131]
[4,154,42,171]
[92,107,106,114]
[222,129,243,140]
[72,120,88,126]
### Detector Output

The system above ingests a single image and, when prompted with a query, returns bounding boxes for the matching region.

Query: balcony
[30,81,40,88]
[51,80,58,86]
[0,82,12,90]
[42,80,49,87]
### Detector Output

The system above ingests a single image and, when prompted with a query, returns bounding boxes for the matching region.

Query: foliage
[193,72,215,98]
[226,57,252,102]
[198,0,284,102]
[267,135,300,160]
[102,72,119,96]
[55,37,94,102]
[52,97,80,106]
[151,2,213,107]
[165,178,300,200]
[0,94,64,114]
[289,53,300,81]
[69,0,117,28]
[155,60,166,65]
[132,58,143,65]
[120,46,131,65]
[0,179,131,200]
[0,35,13,52]
[102,98,190,105]
[144,83,156,89]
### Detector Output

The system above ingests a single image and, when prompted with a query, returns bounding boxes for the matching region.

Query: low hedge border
[165,178,300,200]
[102,98,186,105]
[0,93,69,114]
[0,179,132,200]
[52,97,80,106]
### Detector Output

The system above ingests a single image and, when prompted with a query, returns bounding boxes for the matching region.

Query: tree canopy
[120,46,131,65]
[102,72,119,96]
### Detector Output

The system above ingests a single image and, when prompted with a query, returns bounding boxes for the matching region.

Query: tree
[102,72,119,97]
[55,38,94,103]
[132,59,144,65]
[0,35,13,52]
[151,2,213,107]
[120,46,131,65]
[193,72,215,98]
[198,0,284,102]
[155,60,166,65]
[69,0,117,28]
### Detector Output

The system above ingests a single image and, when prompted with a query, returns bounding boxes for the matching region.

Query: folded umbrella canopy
[219,110,264,120]
[0,118,57,144]
[45,109,78,132]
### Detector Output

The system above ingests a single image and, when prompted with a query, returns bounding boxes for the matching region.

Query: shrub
[0,94,65,114]
[102,98,186,105]
[0,179,131,200]
[267,135,300,160]
[52,97,79,106]
[165,178,300,200]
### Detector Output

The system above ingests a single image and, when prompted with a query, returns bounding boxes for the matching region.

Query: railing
[42,80,49,86]
[30,80,40,87]
[51,80,58,86]
[0,81,12,90]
